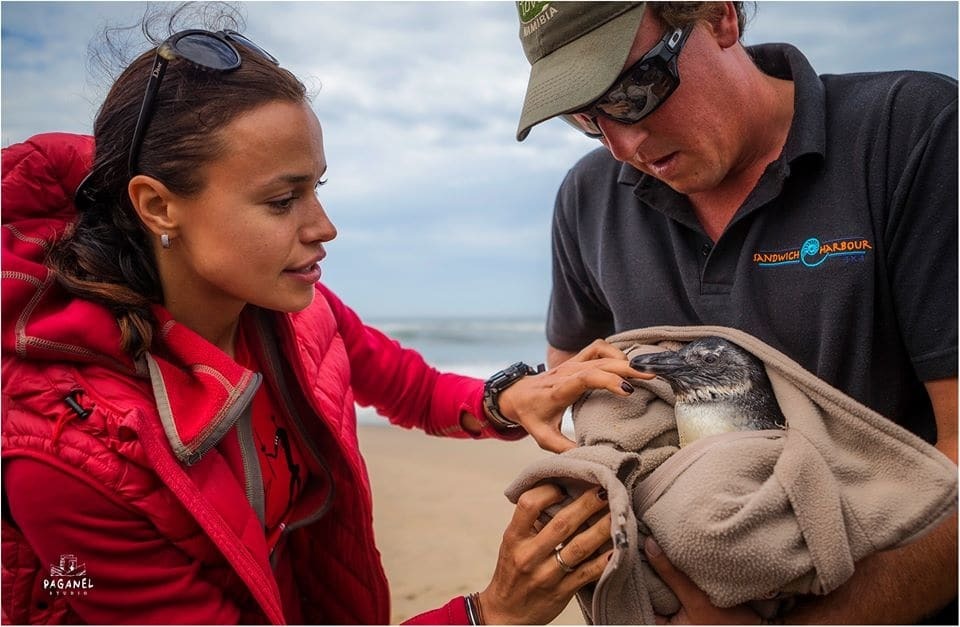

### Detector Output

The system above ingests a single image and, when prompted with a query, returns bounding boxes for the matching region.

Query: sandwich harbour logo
[518,1,559,35]
[754,236,873,268]
[43,554,95,596]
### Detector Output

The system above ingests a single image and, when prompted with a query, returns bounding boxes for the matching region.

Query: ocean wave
[356,402,575,433]
[371,318,546,344]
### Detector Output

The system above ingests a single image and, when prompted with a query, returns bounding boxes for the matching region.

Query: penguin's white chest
[675,401,741,447]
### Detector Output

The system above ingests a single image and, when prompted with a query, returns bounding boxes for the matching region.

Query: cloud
[743,2,957,76]
[2,1,956,317]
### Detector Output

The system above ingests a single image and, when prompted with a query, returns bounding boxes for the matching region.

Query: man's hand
[643,537,762,625]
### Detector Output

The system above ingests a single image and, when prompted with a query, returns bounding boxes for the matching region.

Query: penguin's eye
[703,354,719,364]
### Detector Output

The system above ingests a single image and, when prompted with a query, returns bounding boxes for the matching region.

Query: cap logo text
[518,1,550,23]
[519,2,559,36]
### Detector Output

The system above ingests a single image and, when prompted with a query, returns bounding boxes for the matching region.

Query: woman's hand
[478,483,611,625]
[496,339,652,453]
[644,537,762,625]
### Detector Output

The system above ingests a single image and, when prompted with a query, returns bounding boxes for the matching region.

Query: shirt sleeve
[3,458,242,625]
[546,170,615,352]
[318,284,524,441]
[401,596,470,625]
[884,81,958,381]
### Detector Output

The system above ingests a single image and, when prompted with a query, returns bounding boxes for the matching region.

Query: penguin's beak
[630,350,688,376]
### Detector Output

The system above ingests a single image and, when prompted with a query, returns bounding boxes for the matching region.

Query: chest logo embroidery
[753,236,872,268]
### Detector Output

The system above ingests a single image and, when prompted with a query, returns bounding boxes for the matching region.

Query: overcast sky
[2,1,957,319]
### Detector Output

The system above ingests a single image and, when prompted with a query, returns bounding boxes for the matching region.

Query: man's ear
[128,174,178,238]
[711,1,741,50]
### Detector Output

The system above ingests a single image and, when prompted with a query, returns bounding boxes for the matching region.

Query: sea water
[355,317,560,427]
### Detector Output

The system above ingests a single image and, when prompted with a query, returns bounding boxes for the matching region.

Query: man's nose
[598,117,650,162]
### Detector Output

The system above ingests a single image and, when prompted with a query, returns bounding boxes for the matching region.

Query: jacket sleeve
[3,458,244,624]
[319,283,524,441]
[402,596,471,625]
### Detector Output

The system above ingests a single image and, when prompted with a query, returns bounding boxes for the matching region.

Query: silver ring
[554,543,575,573]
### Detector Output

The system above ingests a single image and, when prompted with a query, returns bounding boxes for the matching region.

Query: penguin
[630,336,787,447]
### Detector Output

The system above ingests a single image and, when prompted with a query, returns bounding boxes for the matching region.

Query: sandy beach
[357,424,586,625]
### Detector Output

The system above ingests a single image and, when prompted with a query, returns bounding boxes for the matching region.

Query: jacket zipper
[235,404,267,526]
[252,315,335,549]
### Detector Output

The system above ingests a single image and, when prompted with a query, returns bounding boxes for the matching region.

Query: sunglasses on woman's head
[563,24,693,140]
[74,29,280,211]
[75,29,279,211]
[126,29,279,176]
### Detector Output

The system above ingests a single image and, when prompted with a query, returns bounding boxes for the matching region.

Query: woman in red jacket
[0,16,649,627]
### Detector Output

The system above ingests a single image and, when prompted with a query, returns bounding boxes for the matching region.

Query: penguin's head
[630,336,765,396]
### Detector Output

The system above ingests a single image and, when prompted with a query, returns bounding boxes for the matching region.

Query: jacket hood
[2,133,260,465]
[0,133,133,371]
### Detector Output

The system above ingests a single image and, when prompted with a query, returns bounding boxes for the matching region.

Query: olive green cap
[515,1,646,141]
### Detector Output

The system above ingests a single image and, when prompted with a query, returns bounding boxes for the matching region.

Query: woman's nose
[598,117,650,162]
[302,197,337,244]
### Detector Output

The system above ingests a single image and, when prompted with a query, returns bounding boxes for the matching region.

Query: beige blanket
[505,326,957,624]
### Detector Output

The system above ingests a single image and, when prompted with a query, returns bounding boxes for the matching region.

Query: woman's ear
[128,175,178,238]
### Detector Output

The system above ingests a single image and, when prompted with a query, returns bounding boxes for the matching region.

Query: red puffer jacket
[1,133,507,624]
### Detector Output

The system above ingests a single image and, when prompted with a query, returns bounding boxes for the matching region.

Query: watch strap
[483,361,544,429]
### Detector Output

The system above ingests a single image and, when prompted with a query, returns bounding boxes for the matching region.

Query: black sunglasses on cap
[564,24,693,139]
[75,29,279,210]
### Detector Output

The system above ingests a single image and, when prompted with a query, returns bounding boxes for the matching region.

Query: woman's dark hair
[47,4,308,360]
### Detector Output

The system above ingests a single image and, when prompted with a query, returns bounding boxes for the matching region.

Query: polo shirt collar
[620,43,827,220]
[752,42,826,165]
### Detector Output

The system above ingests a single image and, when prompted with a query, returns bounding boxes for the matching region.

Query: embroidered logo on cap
[518,1,551,23]
[518,1,559,36]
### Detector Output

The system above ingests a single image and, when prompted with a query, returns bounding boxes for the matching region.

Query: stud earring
[160,233,170,249]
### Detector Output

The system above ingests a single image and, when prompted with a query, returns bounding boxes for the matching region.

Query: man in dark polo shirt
[513,1,957,624]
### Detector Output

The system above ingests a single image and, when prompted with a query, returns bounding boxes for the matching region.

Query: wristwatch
[482,361,544,429]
